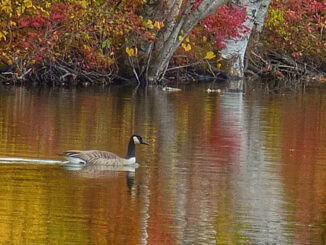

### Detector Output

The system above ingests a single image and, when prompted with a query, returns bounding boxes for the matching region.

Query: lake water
[0,85,326,244]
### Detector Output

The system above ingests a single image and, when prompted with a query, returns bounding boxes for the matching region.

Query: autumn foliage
[264,0,326,60]
[0,0,249,84]
[0,0,145,70]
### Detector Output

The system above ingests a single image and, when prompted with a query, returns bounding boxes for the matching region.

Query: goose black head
[131,135,149,145]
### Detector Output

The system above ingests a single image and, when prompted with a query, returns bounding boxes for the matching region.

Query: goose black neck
[126,139,136,159]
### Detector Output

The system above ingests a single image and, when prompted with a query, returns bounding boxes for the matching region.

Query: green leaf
[102,40,111,49]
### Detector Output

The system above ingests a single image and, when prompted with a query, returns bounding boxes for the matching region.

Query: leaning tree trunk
[221,0,271,91]
[140,0,227,84]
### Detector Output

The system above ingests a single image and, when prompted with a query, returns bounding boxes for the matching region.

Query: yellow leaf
[205,51,216,59]
[0,31,8,41]
[178,35,184,42]
[154,20,163,31]
[53,33,59,41]
[126,47,137,57]
[203,36,207,42]
[185,37,190,42]
[182,43,191,52]
[23,0,33,8]
[17,5,25,16]
[37,6,49,16]
[217,63,221,69]
[146,20,154,29]
[106,58,113,65]
[10,21,16,26]
[81,0,89,8]
[83,44,91,50]
[1,5,12,15]
[16,7,22,17]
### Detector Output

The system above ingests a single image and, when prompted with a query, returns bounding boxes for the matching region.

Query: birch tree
[137,0,227,84]
[221,0,272,90]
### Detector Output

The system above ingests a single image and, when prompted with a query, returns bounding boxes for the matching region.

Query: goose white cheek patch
[133,136,140,144]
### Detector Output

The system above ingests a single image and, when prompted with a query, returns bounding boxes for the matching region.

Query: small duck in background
[162,86,182,92]
[206,88,222,93]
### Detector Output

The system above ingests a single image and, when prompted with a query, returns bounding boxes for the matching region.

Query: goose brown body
[62,150,130,165]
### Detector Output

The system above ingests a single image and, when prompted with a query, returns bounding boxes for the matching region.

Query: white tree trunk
[221,0,271,91]
[145,0,227,84]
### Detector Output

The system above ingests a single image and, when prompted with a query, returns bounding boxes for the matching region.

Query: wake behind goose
[0,157,67,165]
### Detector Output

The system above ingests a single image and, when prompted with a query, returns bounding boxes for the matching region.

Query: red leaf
[20,17,31,27]
[51,13,66,20]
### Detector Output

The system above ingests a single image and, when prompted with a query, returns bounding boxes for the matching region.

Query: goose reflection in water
[64,161,139,189]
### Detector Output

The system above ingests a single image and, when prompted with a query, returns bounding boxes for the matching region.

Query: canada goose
[60,135,148,165]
